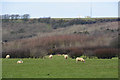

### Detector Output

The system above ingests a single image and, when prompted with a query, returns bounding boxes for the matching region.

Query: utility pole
[90,0,92,18]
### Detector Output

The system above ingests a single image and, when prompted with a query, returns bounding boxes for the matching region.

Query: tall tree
[10,14,15,20]
[14,14,20,20]
[2,14,10,19]
[22,14,30,21]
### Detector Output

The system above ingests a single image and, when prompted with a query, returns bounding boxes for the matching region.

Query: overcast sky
[1,0,118,18]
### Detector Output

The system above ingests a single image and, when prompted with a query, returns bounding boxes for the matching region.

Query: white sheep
[64,55,68,59]
[49,54,53,59]
[6,55,10,58]
[76,57,85,63]
[57,54,61,56]
[17,60,23,64]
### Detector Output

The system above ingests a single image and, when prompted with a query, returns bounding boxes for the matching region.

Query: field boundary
[1,78,119,80]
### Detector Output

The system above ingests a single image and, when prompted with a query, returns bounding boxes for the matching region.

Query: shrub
[30,48,47,58]
[17,28,25,33]
[2,48,30,58]
[47,48,70,55]
[94,48,118,59]
[110,37,120,48]
[84,50,95,59]
[68,47,84,59]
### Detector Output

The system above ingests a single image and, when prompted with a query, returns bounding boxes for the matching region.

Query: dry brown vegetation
[2,19,118,41]
[2,19,119,58]
[2,34,119,58]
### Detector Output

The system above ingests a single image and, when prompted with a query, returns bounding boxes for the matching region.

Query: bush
[94,48,118,59]
[84,50,95,59]
[17,28,25,33]
[110,37,120,48]
[48,48,70,55]
[2,48,30,58]
[68,47,84,59]
[30,48,47,58]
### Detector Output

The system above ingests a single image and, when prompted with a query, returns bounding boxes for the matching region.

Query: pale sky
[1,0,119,18]
[1,0,119,2]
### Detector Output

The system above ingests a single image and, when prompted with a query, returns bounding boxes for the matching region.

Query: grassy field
[2,55,118,78]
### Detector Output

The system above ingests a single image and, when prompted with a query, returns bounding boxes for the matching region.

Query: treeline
[2,34,119,59]
[49,47,119,59]
[2,14,119,29]
[42,17,119,28]
[1,14,30,20]
[2,45,119,59]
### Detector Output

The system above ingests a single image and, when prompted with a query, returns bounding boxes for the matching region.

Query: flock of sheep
[5,54,85,63]
[49,54,85,63]
[6,55,23,63]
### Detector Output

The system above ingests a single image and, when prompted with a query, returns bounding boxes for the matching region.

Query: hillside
[2,18,119,58]
[2,18,119,42]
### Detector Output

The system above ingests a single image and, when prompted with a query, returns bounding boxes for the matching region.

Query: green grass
[2,56,118,78]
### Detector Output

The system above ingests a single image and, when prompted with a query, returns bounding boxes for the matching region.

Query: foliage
[68,47,84,59]
[94,48,118,59]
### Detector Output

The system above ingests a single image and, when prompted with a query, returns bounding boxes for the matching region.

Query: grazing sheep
[57,54,61,56]
[6,55,10,58]
[1,41,3,44]
[17,60,23,64]
[64,55,68,59]
[76,57,85,63]
[49,54,53,59]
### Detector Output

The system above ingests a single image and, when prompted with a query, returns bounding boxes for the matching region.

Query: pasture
[2,55,118,78]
